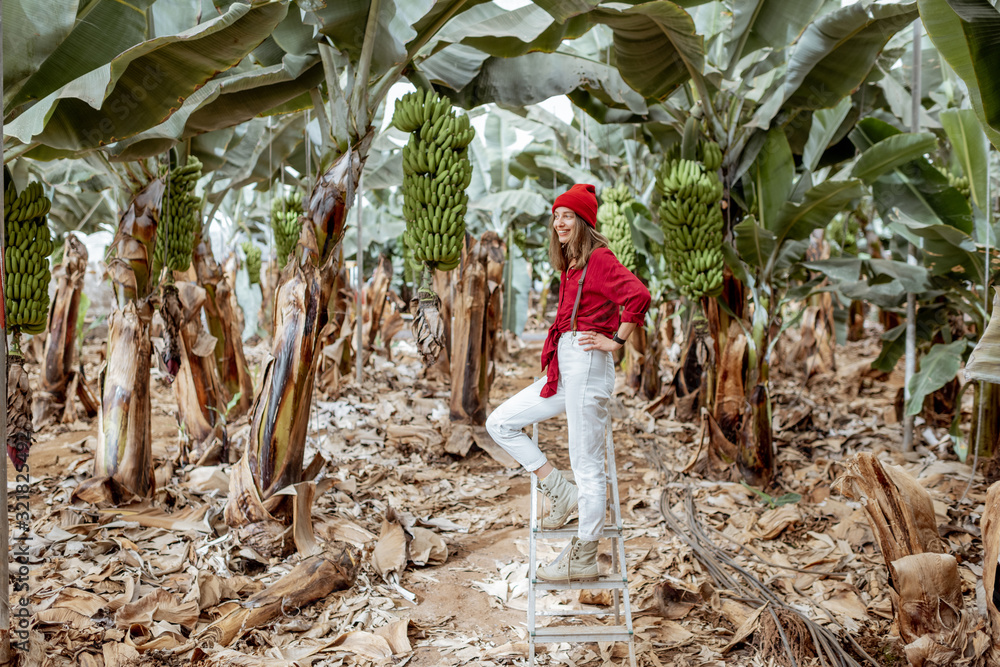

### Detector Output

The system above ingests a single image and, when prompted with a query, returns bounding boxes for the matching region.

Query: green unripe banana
[395,89,475,270]
[656,150,725,299]
[3,178,55,334]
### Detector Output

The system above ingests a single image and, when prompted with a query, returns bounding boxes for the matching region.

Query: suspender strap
[570,264,588,332]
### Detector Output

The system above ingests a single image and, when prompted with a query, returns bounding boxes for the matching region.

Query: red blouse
[540,247,652,398]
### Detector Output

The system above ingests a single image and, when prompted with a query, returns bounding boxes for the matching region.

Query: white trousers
[485,332,615,541]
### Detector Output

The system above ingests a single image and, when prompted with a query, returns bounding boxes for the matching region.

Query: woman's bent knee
[485,411,504,439]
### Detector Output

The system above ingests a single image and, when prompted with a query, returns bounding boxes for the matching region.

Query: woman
[486,183,651,582]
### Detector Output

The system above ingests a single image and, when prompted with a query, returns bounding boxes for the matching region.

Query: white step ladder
[527,422,636,666]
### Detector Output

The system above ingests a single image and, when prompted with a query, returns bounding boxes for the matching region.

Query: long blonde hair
[548,212,609,272]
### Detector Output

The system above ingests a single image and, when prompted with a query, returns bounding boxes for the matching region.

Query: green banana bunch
[596,183,637,272]
[393,89,475,272]
[947,171,971,199]
[242,241,262,286]
[4,179,55,335]
[655,141,725,298]
[271,190,303,269]
[155,156,202,274]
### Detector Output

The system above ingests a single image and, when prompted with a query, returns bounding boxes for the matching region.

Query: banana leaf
[726,0,833,74]
[502,240,530,336]
[802,97,853,172]
[851,117,974,237]
[906,339,968,416]
[940,108,991,212]
[428,2,593,57]
[593,2,705,101]
[966,288,1000,383]
[919,0,1000,148]
[752,2,918,126]
[851,132,938,184]
[4,0,157,114]
[107,57,324,161]
[445,51,647,114]
[6,1,288,156]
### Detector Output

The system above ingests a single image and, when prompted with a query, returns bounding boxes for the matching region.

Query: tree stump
[449,232,504,427]
[38,234,91,424]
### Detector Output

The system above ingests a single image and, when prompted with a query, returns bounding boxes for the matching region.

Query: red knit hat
[552,183,598,229]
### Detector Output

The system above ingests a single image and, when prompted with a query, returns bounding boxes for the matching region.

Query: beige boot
[538,468,578,529]
[536,537,599,582]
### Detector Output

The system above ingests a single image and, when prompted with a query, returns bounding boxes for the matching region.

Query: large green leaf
[593,2,704,101]
[851,117,974,235]
[890,209,985,281]
[867,258,932,293]
[419,44,491,91]
[108,57,323,161]
[747,128,794,233]
[873,306,951,372]
[447,51,647,113]
[733,215,775,270]
[906,339,967,415]
[851,132,938,184]
[470,190,551,217]
[5,0,159,114]
[751,1,917,126]
[503,239,531,335]
[6,2,288,155]
[801,257,863,283]
[783,2,918,109]
[919,0,1000,148]
[305,0,434,80]
[533,0,602,22]
[802,257,931,295]
[2,0,78,101]
[772,179,865,247]
[802,96,852,172]
[966,288,1000,383]
[430,3,593,57]
[727,0,830,72]
[940,108,990,211]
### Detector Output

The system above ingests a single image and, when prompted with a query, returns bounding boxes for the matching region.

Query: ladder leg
[606,425,622,626]
[528,422,539,666]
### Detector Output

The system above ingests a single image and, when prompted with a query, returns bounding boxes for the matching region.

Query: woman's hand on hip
[578,331,621,352]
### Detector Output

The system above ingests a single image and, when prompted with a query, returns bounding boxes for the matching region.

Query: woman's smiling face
[553,206,577,244]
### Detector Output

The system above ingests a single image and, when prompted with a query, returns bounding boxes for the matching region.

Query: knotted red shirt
[540,247,652,397]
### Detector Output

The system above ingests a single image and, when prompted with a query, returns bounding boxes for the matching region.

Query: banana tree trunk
[226,137,370,537]
[848,299,866,341]
[972,381,1000,458]
[738,384,773,487]
[75,179,163,504]
[162,282,226,461]
[39,234,88,423]
[364,255,392,350]
[449,232,504,425]
[193,238,253,419]
[77,303,155,503]
[621,327,646,393]
[7,354,32,471]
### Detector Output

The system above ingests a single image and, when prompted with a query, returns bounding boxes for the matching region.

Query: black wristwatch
[611,333,626,346]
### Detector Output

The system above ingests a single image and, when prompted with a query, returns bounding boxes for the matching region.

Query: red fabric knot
[552,183,598,228]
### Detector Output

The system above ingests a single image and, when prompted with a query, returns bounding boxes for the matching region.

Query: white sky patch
[494,0,533,8]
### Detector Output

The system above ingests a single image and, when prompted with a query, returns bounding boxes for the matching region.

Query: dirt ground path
[14,328,981,666]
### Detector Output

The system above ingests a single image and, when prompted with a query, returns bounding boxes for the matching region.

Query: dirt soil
[11,323,988,666]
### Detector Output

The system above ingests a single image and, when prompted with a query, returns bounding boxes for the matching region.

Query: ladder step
[532,577,628,591]
[532,625,632,643]
[532,526,624,539]
[538,609,624,617]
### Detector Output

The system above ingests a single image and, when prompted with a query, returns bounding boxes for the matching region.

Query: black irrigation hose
[658,487,879,667]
